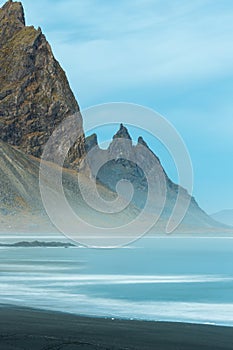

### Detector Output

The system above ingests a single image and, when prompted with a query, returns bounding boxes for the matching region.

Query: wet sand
[0,305,233,349]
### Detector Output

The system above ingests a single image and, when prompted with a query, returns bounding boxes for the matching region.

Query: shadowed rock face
[0,1,85,166]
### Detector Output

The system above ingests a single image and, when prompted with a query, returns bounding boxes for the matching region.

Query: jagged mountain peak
[0,1,25,26]
[0,0,25,45]
[1,0,25,23]
[137,136,149,148]
[85,133,98,152]
[113,123,132,140]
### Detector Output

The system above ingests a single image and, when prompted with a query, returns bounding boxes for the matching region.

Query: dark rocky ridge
[0,0,85,166]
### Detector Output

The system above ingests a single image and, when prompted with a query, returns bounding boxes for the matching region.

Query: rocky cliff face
[0,0,85,166]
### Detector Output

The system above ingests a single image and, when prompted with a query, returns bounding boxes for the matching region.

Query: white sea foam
[1,238,233,326]
[1,286,233,326]
[0,274,231,284]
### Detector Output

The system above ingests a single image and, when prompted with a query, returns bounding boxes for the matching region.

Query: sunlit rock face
[0,1,85,167]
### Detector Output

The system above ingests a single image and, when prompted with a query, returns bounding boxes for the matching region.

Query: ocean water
[0,236,233,326]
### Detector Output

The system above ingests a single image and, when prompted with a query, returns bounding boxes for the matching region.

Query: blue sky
[3,0,233,214]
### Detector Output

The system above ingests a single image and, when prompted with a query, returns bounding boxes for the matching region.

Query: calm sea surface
[0,236,233,326]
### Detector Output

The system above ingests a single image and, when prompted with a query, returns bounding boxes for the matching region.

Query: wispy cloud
[4,0,233,99]
[20,0,232,102]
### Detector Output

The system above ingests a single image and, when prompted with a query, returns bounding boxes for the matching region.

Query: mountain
[0,1,229,237]
[211,210,233,227]
[85,126,224,232]
[0,0,85,166]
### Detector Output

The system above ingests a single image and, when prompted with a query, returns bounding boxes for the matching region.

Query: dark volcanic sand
[0,306,233,349]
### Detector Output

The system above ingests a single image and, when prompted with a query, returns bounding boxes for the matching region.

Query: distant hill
[211,210,233,227]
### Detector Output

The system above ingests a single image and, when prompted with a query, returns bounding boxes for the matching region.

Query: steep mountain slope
[0,0,85,166]
[0,139,42,214]
[0,140,138,235]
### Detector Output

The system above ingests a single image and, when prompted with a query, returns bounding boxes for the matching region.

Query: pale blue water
[0,236,233,326]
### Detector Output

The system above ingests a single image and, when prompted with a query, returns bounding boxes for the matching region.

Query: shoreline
[1,303,233,329]
[0,305,233,349]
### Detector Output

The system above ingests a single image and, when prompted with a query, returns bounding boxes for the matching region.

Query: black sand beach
[0,306,233,349]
